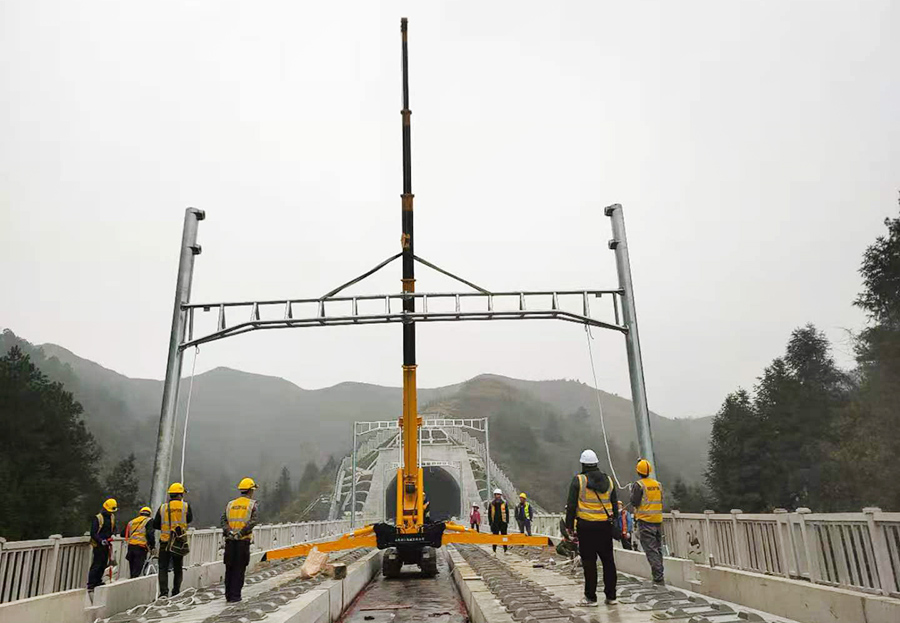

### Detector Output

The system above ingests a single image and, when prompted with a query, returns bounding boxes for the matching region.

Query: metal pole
[485,418,491,501]
[605,204,657,476]
[149,207,205,511]
[351,422,357,528]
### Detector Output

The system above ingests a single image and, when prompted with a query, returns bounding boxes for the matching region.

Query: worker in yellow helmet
[221,477,259,603]
[515,492,533,536]
[629,459,665,584]
[87,498,118,591]
[564,449,618,607]
[123,506,155,578]
[152,482,193,597]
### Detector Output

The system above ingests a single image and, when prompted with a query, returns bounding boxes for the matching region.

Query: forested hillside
[0,328,712,533]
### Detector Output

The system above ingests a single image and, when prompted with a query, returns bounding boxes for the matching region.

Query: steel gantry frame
[148,18,657,561]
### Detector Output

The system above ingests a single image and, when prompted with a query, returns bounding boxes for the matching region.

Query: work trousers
[158,546,184,597]
[224,540,252,602]
[126,545,148,578]
[490,523,508,552]
[87,546,109,589]
[517,519,532,536]
[576,519,617,602]
[470,522,479,532]
[637,521,665,582]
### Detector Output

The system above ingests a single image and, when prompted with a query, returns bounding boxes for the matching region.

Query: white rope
[584,325,623,489]
[179,346,199,485]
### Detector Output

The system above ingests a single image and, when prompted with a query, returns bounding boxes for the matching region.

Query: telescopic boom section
[398,17,423,533]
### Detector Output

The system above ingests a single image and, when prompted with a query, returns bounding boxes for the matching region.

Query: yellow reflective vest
[636,477,663,523]
[576,473,614,522]
[126,515,151,548]
[159,500,189,543]
[90,512,116,548]
[225,496,256,541]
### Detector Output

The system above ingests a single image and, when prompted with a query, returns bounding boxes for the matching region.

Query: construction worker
[123,506,155,578]
[221,477,260,603]
[153,482,193,598]
[515,492,533,536]
[488,488,509,553]
[630,459,665,584]
[469,504,481,531]
[565,449,618,607]
[87,498,118,590]
[617,501,634,550]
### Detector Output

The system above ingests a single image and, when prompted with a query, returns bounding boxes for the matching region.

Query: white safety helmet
[580,449,599,464]
[493,488,503,495]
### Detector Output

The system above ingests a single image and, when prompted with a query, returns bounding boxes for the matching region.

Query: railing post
[795,507,820,583]
[40,535,62,595]
[703,510,715,566]
[670,510,683,558]
[773,509,791,578]
[864,507,896,596]
[730,509,746,570]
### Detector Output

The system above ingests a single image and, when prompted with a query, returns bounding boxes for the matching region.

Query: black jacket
[90,510,116,546]
[488,498,509,527]
[565,465,618,532]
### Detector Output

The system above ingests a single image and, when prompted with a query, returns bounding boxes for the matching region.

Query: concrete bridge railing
[0,519,354,604]
[532,508,900,599]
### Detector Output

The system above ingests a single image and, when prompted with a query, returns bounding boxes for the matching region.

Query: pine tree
[706,390,765,511]
[835,200,900,509]
[0,346,102,539]
[104,454,140,520]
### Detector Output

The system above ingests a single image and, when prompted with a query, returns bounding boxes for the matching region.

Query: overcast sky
[2,1,898,419]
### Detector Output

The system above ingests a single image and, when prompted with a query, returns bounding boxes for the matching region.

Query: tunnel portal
[385,466,461,522]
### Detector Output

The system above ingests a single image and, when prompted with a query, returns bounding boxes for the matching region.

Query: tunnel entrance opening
[385,466,461,522]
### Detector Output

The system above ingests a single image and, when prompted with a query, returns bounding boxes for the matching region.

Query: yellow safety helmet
[168,482,186,495]
[103,498,118,513]
[519,492,527,498]
[139,506,152,515]
[636,459,652,477]
[238,477,258,491]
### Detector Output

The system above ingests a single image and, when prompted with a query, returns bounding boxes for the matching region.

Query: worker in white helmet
[565,449,618,607]
[487,488,509,553]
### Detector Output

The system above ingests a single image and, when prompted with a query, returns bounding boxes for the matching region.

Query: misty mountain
[2,329,711,525]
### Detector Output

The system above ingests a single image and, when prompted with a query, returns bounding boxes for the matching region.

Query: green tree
[104,454,140,520]
[706,390,766,511]
[299,460,320,487]
[670,478,712,513]
[0,346,102,539]
[833,201,900,510]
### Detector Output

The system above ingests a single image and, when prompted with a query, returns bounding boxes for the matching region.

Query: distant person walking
[631,459,665,584]
[87,498,118,591]
[565,449,618,607]
[123,506,155,578]
[515,492,533,536]
[469,504,481,531]
[488,489,509,553]
[222,478,259,603]
[617,501,634,550]
[153,482,193,598]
